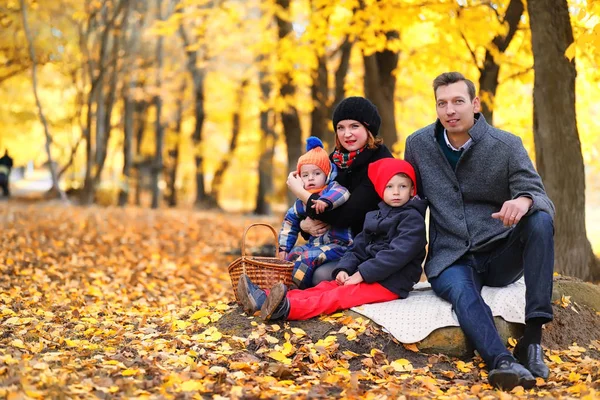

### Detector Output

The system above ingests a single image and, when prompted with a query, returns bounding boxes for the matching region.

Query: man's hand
[312,199,328,214]
[278,251,288,261]
[344,272,364,286]
[300,217,330,237]
[336,271,349,285]
[491,196,533,227]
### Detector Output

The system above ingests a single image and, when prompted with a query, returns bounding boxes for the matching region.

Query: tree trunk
[120,87,134,206]
[332,37,352,117]
[119,0,136,207]
[363,30,399,148]
[275,0,303,206]
[177,15,210,209]
[254,56,275,216]
[167,79,185,207]
[133,99,148,206]
[478,0,524,124]
[209,79,249,208]
[310,53,331,150]
[93,20,121,188]
[19,0,67,201]
[527,0,600,281]
[151,0,165,209]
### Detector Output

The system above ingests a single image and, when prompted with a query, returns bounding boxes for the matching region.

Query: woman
[286,96,394,286]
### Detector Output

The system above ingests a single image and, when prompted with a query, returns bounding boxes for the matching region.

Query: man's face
[435,81,480,136]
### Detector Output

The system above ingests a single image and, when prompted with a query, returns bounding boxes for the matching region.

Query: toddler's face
[383,174,413,207]
[300,164,327,191]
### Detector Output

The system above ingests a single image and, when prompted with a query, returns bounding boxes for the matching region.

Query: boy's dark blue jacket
[332,197,428,298]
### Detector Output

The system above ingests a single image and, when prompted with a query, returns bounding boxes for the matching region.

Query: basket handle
[241,223,280,258]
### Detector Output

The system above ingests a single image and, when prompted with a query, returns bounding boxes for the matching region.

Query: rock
[417,317,524,358]
[552,279,600,311]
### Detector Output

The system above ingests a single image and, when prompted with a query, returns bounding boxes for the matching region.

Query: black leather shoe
[514,341,550,379]
[488,359,536,390]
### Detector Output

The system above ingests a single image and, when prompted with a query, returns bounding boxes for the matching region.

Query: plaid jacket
[279,180,353,253]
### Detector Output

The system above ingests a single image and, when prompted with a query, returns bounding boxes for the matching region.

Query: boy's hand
[286,172,305,195]
[336,271,349,285]
[311,199,328,214]
[344,272,364,286]
[278,251,288,260]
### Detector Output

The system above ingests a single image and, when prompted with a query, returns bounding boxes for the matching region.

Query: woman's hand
[300,217,330,237]
[278,251,288,261]
[344,272,364,286]
[336,271,349,285]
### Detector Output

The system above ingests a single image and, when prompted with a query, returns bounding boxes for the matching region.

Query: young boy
[277,136,353,290]
[238,158,427,321]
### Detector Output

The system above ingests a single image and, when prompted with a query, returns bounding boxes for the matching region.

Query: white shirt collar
[444,129,472,151]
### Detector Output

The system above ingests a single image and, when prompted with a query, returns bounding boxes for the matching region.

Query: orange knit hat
[297,137,331,177]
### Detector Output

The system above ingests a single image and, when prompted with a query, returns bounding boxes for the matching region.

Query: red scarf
[332,148,362,169]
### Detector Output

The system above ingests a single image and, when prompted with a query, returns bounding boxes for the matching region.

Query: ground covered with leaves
[1,203,600,399]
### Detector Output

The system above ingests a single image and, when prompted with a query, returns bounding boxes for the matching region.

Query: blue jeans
[429,211,554,369]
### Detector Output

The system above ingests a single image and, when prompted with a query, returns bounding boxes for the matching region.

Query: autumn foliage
[1,204,599,398]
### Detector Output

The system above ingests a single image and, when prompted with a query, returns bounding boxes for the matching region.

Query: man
[404,72,555,390]
[0,150,13,197]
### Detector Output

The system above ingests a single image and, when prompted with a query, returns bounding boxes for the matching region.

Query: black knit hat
[332,96,381,136]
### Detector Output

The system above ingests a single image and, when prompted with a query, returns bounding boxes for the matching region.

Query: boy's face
[382,174,413,207]
[300,164,327,190]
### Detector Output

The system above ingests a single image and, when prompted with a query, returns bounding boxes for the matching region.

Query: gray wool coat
[404,114,555,279]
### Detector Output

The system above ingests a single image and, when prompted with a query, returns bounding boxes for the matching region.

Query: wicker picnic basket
[228,223,294,302]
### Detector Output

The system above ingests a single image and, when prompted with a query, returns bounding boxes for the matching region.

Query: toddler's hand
[278,251,288,260]
[344,272,364,286]
[336,271,349,285]
[312,200,328,214]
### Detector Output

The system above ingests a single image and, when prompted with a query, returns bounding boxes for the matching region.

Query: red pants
[285,280,399,320]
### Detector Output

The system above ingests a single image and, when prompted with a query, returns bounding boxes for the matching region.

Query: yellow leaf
[122,369,139,376]
[268,351,292,365]
[548,355,563,364]
[565,42,576,61]
[281,342,294,356]
[456,360,472,373]
[10,339,26,349]
[290,327,306,337]
[391,358,414,372]
[209,331,223,341]
[265,335,279,344]
[180,380,205,391]
[190,309,211,320]
[568,371,582,382]
[403,343,419,352]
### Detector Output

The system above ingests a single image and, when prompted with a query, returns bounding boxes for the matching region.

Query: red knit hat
[297,137,331,177]
[368,158,417,199]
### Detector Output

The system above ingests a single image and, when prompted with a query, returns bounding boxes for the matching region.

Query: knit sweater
[404,114,555,279]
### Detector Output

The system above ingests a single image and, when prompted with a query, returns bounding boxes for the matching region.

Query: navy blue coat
[332,197,428,298]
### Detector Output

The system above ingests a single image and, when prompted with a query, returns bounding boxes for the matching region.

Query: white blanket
[351,278,526,343]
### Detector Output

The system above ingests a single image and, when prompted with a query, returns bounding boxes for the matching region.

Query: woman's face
[336,119,369,152]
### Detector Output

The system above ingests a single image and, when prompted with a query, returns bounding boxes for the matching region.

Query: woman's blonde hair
[335,130,383,151]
